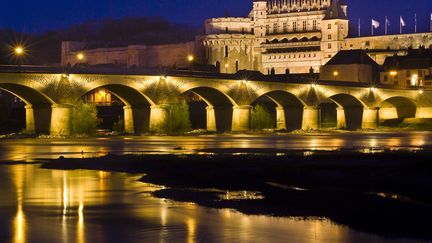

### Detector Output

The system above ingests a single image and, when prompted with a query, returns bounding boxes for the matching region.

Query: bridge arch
[79,82,154,135]
[179,86,236,132]
[250,90,305,131]
[378,96,417,123]
[0,83,54,134]
[322,93,365,130]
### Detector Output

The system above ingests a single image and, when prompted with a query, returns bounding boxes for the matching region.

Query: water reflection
[1,132,432,162]
[0,164,427,243]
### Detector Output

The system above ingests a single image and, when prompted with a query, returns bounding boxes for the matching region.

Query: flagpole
[430,13,432,32]
[385,16,388,35]
[358,18,361,37]
[415,13,417,33]
[400,17,402,34]
[371,19,374,36]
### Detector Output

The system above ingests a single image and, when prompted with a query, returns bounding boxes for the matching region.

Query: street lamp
[187,55,194,63]
[14,46,24,56]
[13,46,25,68]
[76,52,85,62]
[225,63,229,73]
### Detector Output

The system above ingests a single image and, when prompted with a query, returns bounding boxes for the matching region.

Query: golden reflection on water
[12,166,26,243]
[2,164,422,243]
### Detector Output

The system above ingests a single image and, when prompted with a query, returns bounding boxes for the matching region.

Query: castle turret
[321,0,349,64]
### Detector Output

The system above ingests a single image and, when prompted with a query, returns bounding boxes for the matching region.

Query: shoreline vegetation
[38,149,432,241]
[1,125,432,139]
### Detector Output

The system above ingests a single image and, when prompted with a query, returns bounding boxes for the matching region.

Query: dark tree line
[0,17,199,65]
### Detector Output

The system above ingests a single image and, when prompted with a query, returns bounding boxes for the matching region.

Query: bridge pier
[276,107,286,130]
[302,106,320,130]
[50,104,73,136]
[149,105,170,132]
[415,107,432,118]
[25,105,51,134]
[124,105,150,135]
[362,108,379,129]
[232,105,251,132]
[206,106,217,132]
[336,107,346,129]
[379,107,398,120]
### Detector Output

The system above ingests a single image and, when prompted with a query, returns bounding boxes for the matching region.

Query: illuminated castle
[201,0,432,74]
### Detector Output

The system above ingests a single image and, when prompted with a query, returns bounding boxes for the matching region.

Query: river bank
[40,149,432,241]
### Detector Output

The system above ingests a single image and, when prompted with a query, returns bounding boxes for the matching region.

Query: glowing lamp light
[187,55,194,62]
[225,64,229,68]
[333,71,339,76]
[76,53,85,61]
[242,80,248,84]
[369,87,377,92]
[14,46,24,56]
[419,89,424,95]
[390,71,398,76]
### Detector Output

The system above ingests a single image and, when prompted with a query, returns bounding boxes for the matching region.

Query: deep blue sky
[1,0,431,35]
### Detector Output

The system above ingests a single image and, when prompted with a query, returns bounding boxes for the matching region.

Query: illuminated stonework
[201,0,432,74]
[1,70,432,135]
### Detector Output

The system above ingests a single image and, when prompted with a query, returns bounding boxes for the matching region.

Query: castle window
[225,46,229,57]
[313,20,317,30]
[283,23,287,33]
[328,43,332,49]
[328,34,332,40]
[302,21,307,31]
[273,23,278,33]
[266,25,270,34]
[384,75,388,82]
[225,27,229,33]
[328,24,332,30]
[236,61,239,72]
[293,21,297,32]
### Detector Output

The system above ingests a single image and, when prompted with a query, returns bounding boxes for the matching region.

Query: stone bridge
[1,66,431,135]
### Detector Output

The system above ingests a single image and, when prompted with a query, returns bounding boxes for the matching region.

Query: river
[0,133,429,242]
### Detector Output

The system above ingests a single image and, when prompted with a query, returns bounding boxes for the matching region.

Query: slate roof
[325,50,379,66]
[382,49,432,71]
[323,0,348,20]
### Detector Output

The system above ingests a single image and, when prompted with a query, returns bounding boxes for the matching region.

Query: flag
[385,17,390,26]
[372,19,380,28]
[400,16,406,27]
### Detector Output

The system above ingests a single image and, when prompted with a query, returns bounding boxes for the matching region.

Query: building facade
[201,0,432,74]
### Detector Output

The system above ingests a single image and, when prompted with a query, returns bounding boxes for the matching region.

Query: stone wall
[61,41,197,68]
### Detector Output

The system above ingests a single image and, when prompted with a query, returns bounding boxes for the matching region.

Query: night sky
[1,0,431,35]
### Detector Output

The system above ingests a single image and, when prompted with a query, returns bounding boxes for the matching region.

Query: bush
[251,104,275,130]
[69,101,100,136]
[154,102,192,134]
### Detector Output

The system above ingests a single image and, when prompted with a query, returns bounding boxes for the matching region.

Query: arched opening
[319,94,364,130]
[300,37,309,42]
[80,84,152,135]
[379,96,417,125]
[0,83,53,134]
[251,91,304,131]
[281,38,289,43]
[215,61,221,73]
[179,87,234,133]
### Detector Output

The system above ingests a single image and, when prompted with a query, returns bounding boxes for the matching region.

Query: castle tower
[321,0,349,64]
[251,0,268,70]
